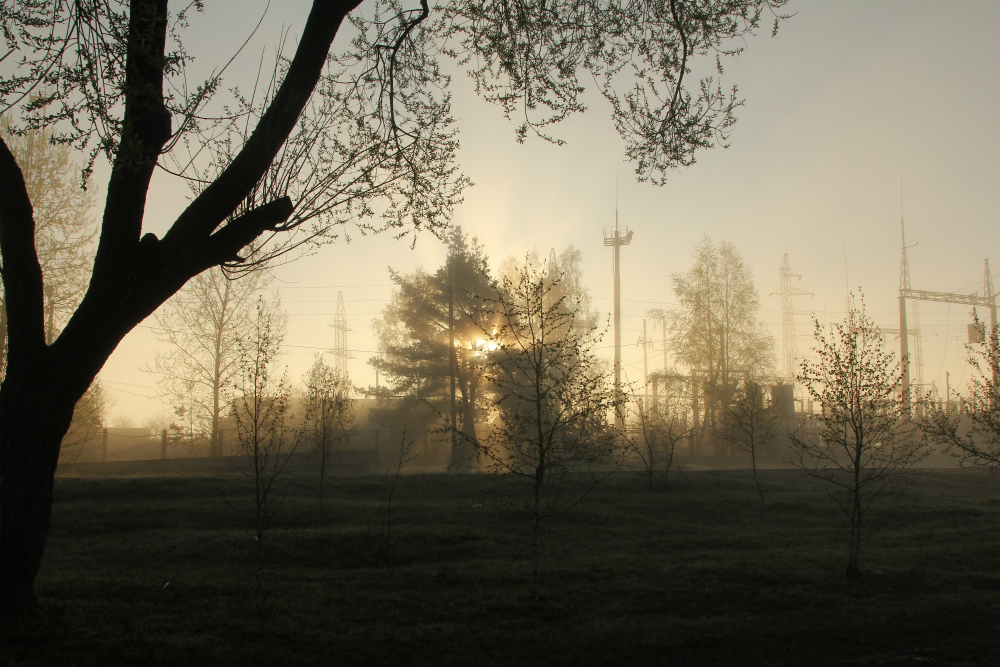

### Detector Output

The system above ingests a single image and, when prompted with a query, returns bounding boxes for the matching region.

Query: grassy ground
[3,467,1000,666]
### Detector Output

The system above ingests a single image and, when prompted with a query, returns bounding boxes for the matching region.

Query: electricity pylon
[770,253,813,382]
[636,319,654,412]
[897,219,996,410]
[325,291,355,382]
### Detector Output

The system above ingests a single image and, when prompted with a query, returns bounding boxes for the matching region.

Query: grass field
[3,467,1000,666]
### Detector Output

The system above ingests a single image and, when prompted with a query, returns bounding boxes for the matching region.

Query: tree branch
[203,197,295,267]
[162,0,364,257]
[93,0,172,285]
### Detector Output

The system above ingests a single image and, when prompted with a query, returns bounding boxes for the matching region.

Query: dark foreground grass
[3,468,1000,666]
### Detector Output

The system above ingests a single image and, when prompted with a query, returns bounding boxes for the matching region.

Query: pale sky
[97,0,1000,423]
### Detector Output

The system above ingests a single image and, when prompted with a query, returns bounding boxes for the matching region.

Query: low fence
[55,427,462,476]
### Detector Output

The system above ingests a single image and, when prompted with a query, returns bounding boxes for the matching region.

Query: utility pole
[899,219,913,411]
[660,316,667,372]
[637,319,653,413]
[604,213,633,428]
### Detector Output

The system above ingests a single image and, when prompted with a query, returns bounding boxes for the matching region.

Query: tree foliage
[790,296,926,577]
[438,0,787,182]
[371,226,494,443]
[654,235,775,438]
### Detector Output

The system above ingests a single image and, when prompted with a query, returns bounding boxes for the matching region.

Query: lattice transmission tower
[325,291,355,382]
[771,253,813,382]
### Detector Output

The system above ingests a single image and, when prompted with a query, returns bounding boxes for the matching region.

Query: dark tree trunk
[0,367,77,619]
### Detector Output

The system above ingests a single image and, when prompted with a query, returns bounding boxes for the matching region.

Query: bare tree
[625,397,687,490]
[302,354,354,519]
[478,256,622,600]
[230,294,298,615]
[922,314,1000,468]
[720,378,779,504]
[368,428,417,568]
[790,295,927,578]
[0,0,787,620]
[149,267,271,457]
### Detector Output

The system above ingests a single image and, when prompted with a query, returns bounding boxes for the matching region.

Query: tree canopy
[371,226,494,442]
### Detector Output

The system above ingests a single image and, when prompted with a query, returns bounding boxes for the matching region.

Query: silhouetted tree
[479,255,622,600]
[720,378,778,504]
[0,119,96,369]
[0,0,787,620]
[231,294,298,616]
[0,120,99,464]
[149,267,271,457]
[302,354,354,518]
[371,226,495,461]
[790,295,926,577]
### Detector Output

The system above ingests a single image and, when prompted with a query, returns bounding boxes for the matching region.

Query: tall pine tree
[371,227,495,462]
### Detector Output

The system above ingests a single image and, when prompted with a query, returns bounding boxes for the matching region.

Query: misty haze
[1,0,998,665]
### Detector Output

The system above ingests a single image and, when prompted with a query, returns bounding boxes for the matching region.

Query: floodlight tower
[325,291,355,382]
[604,213,633,428]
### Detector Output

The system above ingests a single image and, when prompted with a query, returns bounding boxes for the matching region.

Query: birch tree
[479,256,621,600]
[790,296,926,577]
